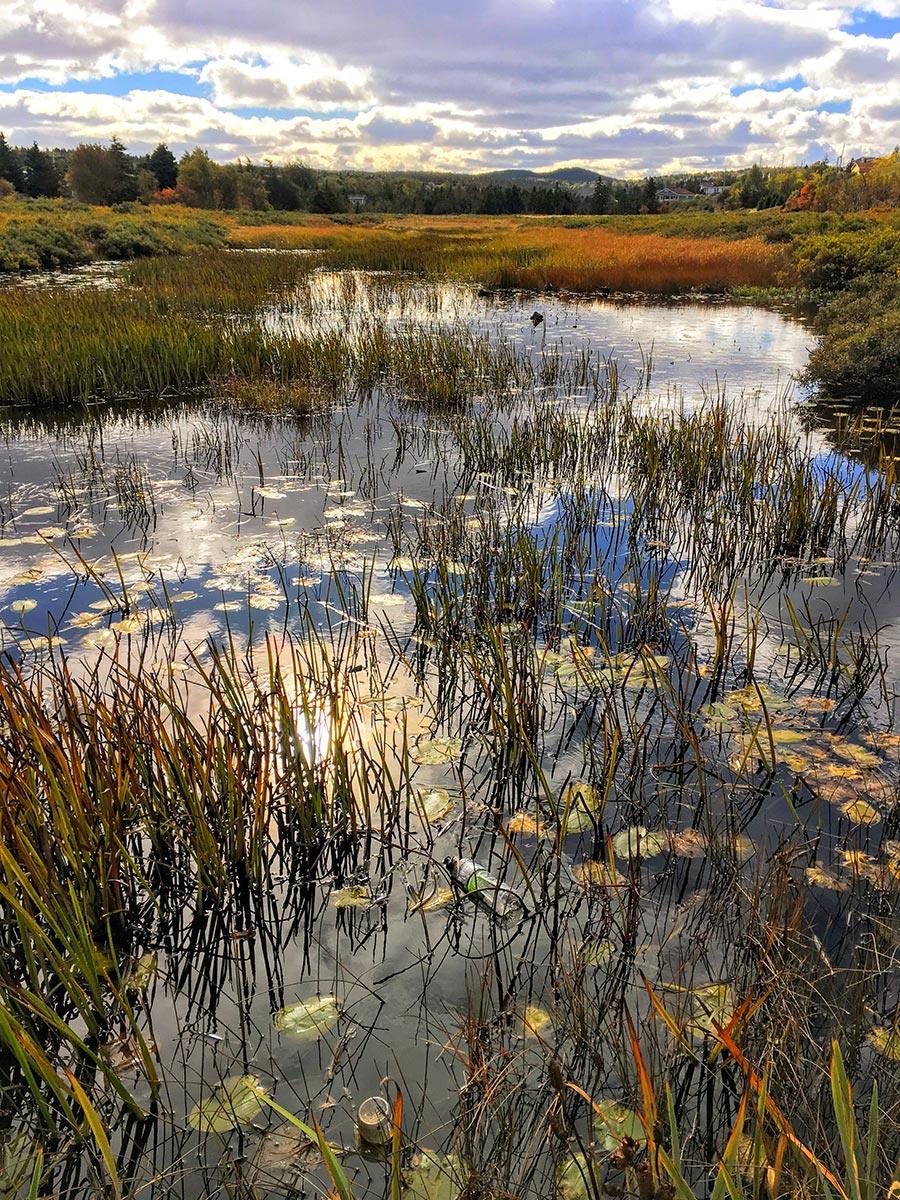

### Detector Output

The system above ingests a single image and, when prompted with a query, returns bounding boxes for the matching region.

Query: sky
[0,0,899,176]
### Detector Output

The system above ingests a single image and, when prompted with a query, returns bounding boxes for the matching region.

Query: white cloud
[0,0,897,171]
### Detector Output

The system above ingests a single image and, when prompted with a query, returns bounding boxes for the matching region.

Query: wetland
[1,247,900,1200]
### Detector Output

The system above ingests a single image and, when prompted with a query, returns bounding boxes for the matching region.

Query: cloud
[0,0,897,171]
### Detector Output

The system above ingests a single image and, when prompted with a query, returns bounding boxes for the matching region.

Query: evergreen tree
[641,176,659,214]
[590,175,611,214]
[23,143,60,197]
[147,143,177,190]
[0,132,24,192]
[108,137,137,203]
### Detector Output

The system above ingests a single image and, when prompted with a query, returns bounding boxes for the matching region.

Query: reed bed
[1,264,899,1198]
[227,217,786,293]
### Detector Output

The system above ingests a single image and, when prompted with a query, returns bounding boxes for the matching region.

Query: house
[657,187,695,202]
[700,184,728,196]
[347,193,368,210]
[849,157,880,175]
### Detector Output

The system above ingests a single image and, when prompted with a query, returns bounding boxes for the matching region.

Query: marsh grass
[1,264,900,1199]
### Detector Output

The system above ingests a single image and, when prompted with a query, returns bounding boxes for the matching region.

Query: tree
[66,144,118,204]
[590,175,611,214]
[738,163,767,209]
[177,148,218,207]
[641,176,659,214]
[107,137,137,203]
[0,133,24,192]
[147,143,177,190]
[23,143,59,197]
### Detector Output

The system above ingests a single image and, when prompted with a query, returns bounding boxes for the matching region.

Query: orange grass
[225,214,786,293]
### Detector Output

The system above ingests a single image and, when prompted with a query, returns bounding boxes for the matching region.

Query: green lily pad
[410,737,463,765]
[578,937,614,967]
[593,1100,646,1152]
[559,781,602,833]
[403,1150,465,1200]
[869,1026,900,1060]
[611,827,666,859]
[558,1153,603,1200]
[415,787,453,822]
[189,1074,267,1133]
[274,995,340,1038]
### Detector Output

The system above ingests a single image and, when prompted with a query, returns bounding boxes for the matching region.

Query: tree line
[1,133,898,216]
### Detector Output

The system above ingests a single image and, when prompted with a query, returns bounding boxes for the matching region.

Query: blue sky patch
[841,9,900,37]
[816,100,851,114]
[731,74,807,97]
[0,70,206,99]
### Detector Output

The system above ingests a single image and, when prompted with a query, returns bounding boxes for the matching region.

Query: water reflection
[2,278,900,1198]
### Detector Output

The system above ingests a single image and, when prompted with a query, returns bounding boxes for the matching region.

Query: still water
[1,272,897,1199]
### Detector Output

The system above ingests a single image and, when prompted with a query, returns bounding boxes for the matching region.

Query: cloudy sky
[0,0,899,175]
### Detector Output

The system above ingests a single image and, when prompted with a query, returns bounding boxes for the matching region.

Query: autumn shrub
[804,276,900,401]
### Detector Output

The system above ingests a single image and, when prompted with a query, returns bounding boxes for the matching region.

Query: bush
[793,227,900,290]
[804,277,900,400]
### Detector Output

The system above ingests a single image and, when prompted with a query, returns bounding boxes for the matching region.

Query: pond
[1,269,898,1200]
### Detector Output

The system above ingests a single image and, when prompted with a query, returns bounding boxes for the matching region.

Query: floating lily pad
[415,787,453,822]
[249,1123,322,1189]
[840,798,882,825]
[869,1027,900,1060]
[125,952,158,993]
[559,781,602,833]
[410,737,463,765]
[725,684,792,714]
[331,886,371,909]
[274,995,340,1038]
[804,863,848,892]
[558,1153,600,1200]
[611,826,666,859]
[578,937,614,967]
[189,1074,267,1133]
[403,1150,465,1200]
[506,810,547,837]
[593,1100,646,1151]
[523,1005,553,1037]
[573,861,609,888]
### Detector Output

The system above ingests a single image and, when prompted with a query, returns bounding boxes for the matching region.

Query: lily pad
[611,826,666,859]
[415,787,453,822]
[249,1123,322,1188]
[410,737,463,765]
[869,1027,900,1060]
[523,1005,553,1037]
[558,1153,600,1200]
[330,886,371,909]
[189,1074,267,1133]
[506,810,547,837]
[593,1100,646,1151]
[403,1150,465,1200]
[578,937,614,967]
[274,995,340,1038]
[559,781,602,833]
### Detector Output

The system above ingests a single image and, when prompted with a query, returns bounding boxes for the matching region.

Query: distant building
[657,187,695,202]
[700,184,728,196]
[348,193,368,210]
[849,157,880,175]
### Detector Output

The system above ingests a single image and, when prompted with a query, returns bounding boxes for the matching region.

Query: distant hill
[478,167,603,186]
